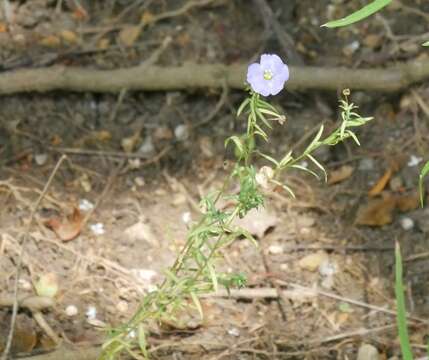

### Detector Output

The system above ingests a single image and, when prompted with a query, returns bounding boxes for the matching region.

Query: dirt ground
[1,0,429,359]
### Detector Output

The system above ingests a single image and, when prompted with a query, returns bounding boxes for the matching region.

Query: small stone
[343,40,360,56]
[86,306,97,320]
[400,217,414,231]
[319,260,338,277]
[174,124,189,141]
[138,136,155,156]
[116,300,128,313]
[79,199,94,212]
[182,211,192,225]
[389,176,403,192]
[65,305,78,317]
[357,343,380,360]
[90,223,105,235]
[298,252,329,272]
[134,176,145,187]
[408,155,423,167]
[268,244,283,255]
[227,328,240,337]
[18,279,32,291]
[35,153,48,166]
[359,158,374,171]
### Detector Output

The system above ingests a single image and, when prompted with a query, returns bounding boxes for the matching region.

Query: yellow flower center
[263,70,273,80]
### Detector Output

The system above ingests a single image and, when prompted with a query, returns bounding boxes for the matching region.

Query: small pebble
[65,305,78,317]
[35,153,48,166]
[86,305,97,320]
[116,300,128,313]
[400,217,414,231]
[79,199,94,212]
[357,343,380,360]
[268,244,283,255]
[408,155,423,167]
[90,223,105,235]
[182,211,192,225]
[174,124,189,141]
[319,260,338,277]
[227,328,240,337]
[359,158,374,171]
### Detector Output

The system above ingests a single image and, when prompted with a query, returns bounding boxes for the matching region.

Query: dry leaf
[44,207,83,241]
[39,35,61,47]
[10,327,37,354]
[298,252,329,272]
[328,165,354,185]
[368,168,392,197]
[141,11,155,25]
[60,29,79,44]
[97,38,110,50]
[35,273,59,298]
[233,207,278,239]
[0,23,7,33]
[396,192,420,212]
[118,25,142,47]
[355,196,396,226]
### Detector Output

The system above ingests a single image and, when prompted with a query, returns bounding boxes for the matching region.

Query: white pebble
[268,244,283,255]
[227,327,240,337]
[182,211,192,225]
[90,223,105,235]
[400,217,414,231]
[408,155,423,167]
[86,305,97,320]
[174,124,189,141]
[116,300,128,313]
[79,199,94,211]
[65,305,78,317]
[35,153,48,166]
[319,260,338,277]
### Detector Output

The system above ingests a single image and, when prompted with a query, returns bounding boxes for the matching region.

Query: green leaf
[207,262,219,292]
[306,154,327,182]
[237,98,250,117]
[137,324,149,358]
[395,242,414,360]
[258,152,280,167]
[225,136,245,158]
[190,291,204,319]
[304,124,324,154]
[423,41,429,47]
[291,164,320,179]
[419,160,429,207]
[322,0,391,28]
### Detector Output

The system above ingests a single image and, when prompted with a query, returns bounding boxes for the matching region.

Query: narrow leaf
[323,0,392,28]
[291,164,320,179]
[419,160,429,207]
[190,292,204,319]
[137,324,149,358]
[395,242,414,360]
[306,154,327,182]
[423,41,429,47]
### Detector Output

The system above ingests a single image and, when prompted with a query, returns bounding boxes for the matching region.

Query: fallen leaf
[39,35,61,47]
[355,196,396,226]
[368,168,392,197]
[125,221,158,246]
[233,207,278,239]
[118,25,142,47]
[328,165,354,185]
[0,23,7,33]
[298,252,329,271]
[35,273,59,298]
[60,30,79,44]
[44,207,83,241]
[396,192,420,212]
[141,11,155,25]
[10,327,37,354]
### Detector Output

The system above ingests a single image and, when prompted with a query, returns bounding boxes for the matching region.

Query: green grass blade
[395,242,414,360]
[423,41,429,47]
[322,0,391,28]
[419,160,429,207]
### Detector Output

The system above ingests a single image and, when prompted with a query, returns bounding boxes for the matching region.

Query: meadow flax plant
[101,54,372,359]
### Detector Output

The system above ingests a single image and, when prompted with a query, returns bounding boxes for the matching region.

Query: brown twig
[1,59,429,95]
[1,155,67,360]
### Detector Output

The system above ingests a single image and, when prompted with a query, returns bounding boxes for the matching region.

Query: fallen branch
[1,59,429,95]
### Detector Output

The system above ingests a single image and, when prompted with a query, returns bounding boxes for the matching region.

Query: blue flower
[246,54,289,96]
